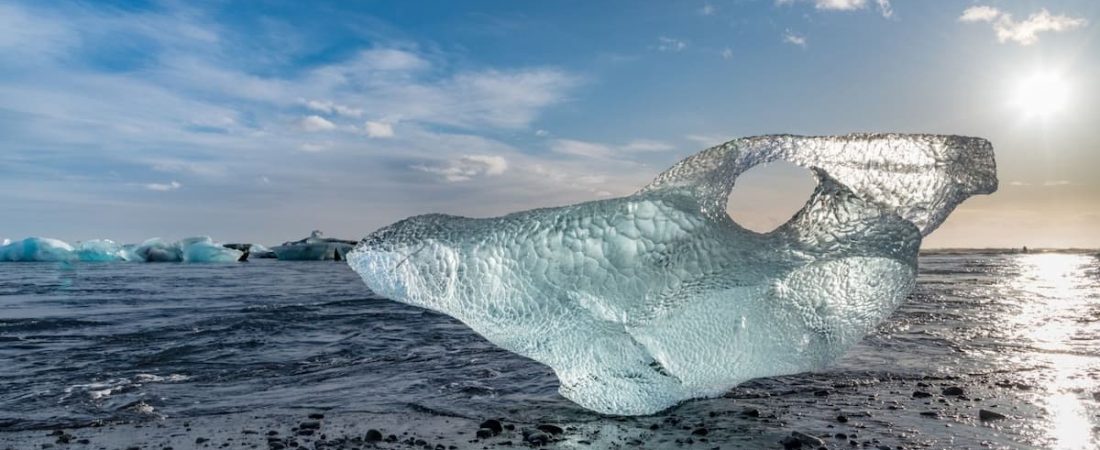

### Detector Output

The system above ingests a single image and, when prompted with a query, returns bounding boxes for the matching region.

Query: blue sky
[1,0,1097,248]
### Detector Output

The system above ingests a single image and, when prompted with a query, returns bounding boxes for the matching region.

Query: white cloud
[958,5,1000,23]
[621,139,675,152]
[412,154,509,182]
[1043,180,1071,187]
[145,181,181,191]
[298,115,336,132]
[776,0,892,17]
[685,134,731,147]
[959,6,1087,45]
[299,142,330,152]
[364,121,395,138]
[534,129,550,137]
[551,139,616,158]
[783,30,807,47]
[304,99,363,117]
[721,48,734,60]
[700,4,716,16]
[656,36,687,52]
[552,138,675,158]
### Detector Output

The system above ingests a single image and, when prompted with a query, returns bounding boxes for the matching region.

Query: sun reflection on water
[1004,253,1098,450]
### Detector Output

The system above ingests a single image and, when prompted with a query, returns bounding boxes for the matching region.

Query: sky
[1,0,1097,248]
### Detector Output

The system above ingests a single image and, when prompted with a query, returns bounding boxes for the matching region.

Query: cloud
[721,48,733,60]
[552,139,615,158]
[534,129,550,137]
[959,6,1087,45]
[655,36,687,52]
[298,142,330,152]
[700,4,716,16]
[1042,180,1071,187]
[958,6,1000,23]
[412,154,509,182]
[364,121,395,138]
[145,181,181,191]
[298,115,336,132]
[621,139,675,152]
[776,0,892,18]
[303,99,363,117]
[552,138,675,158]
[783,30,807,47]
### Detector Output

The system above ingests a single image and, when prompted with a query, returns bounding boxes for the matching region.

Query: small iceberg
[0,236,243,263]
[0,237,76,262]
[272,230,357,261]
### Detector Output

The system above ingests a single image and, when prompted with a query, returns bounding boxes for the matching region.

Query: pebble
[475,429,493,439]
[790,431,824,447]
[365,429,382,442]
[536,424,563,435]
[836,414,848,423]
[979,409,1007,421]
[479,419,503,435]
[942,386,965,396]
[912,391,932,398]
[691,427,709,436]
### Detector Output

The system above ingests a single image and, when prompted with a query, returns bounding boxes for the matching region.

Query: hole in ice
[725,161,817,233]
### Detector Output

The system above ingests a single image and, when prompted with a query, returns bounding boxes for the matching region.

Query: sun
[1011,71,1071,119]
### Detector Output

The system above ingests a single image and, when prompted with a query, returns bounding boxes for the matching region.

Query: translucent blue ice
[347,134,998,415]
[0,236,241,263]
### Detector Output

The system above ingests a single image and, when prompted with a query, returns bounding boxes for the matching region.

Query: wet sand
[4,367,1092,450]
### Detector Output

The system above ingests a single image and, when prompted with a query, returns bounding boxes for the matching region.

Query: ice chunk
[132,238,184,262]
[74,239,125,262]
[272,230,356,261]
[347,134,998,415]
[179,236,243,263]
[0,237,75,262]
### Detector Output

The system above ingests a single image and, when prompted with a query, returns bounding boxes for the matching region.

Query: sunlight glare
[1011,71,1070,119]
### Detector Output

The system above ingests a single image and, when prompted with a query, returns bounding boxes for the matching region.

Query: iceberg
[0,237,76,262]
[272,230,356,261]
[0,236,242,263]
[73,239,126,262]
[347,134,998,415]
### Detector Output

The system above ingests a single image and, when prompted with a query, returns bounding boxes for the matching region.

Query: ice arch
[348,134,997,415]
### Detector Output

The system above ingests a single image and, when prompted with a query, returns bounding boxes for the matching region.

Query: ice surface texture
[348,134,998,415]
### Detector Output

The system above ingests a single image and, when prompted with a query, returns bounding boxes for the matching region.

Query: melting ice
[0,236,242,263]
[348,134,998,415]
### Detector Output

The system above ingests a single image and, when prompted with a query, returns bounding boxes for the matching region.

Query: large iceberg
[347,134,998,415]
[272,230,356,261]
[0,237,76,262]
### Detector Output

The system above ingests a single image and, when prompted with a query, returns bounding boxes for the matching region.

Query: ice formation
[272,230,356,261]
[0,236,242,263]
[348,134,998,415]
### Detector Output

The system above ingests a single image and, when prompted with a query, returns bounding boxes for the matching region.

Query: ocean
[1,252,1098,449]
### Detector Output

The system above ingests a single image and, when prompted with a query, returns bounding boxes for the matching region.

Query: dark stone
[919,411,939,418]
[296,429,314,436]
[942,386,965,396]
[267,431,279,436]
[365,429,383,442]
[385,434,398,442]
[196,437,209,444]
[691,427,708,436]
[741,408,761,417]
[979,409,1007,421]
[780,436,802,449]
[523,430,551,446]
[836,414,848,423]
[912,391,933,398]
[308,413,324,420]
[299,421,321,430]
[835,433,848,439]
[813,390,830,397]
[475,429,493,439]
[649,423,659,430]
[414,438,427,446]
[536,424,563,435]
[479,419,503,435]
[791,431,824,447]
